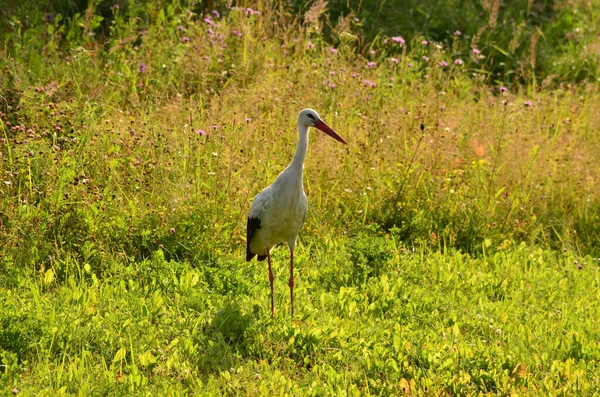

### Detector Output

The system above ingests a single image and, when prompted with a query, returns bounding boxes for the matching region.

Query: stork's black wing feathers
[246,217,266,261]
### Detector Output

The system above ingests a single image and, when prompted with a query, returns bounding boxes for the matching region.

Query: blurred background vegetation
[2,0,599,86]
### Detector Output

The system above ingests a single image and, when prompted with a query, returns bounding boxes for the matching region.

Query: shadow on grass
[195,302,254,376]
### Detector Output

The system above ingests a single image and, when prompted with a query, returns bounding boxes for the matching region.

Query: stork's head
[298,108,347,144]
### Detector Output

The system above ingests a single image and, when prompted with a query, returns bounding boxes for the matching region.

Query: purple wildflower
[454,30,461,36]
[326,81,337,89]
[245,117,253,123]
[329,71,336,75]
[182,36,190,43]
[307,42,315,49]
[232,29,243,37]
[407,62,413,68]
[440,61,448,67]
[330,48,338,55]
[212,125,218,130]
[423,56,429,62]
[390,57,399,64]
[369,50,376,56]
[353,17,359,23]
[391,36,405,45]
[472,48,481,55]
[177,25,185,32]
[422,40,428,46]
[524,101,532,107]
[499,86,508,93]
[367,61,377,68]
[454,59,464,65]
[363,80,377,87]
[203,17,214,25]
[352,73,359,79]
[196,129,206,136]
[212,10,220,18]
[137,62,148,73]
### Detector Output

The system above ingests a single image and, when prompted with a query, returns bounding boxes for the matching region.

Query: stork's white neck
[289,121,309,172]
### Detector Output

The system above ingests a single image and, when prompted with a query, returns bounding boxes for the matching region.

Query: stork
[246,109,347,317]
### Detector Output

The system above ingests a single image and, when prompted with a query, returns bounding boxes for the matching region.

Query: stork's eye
[307,114,316,121]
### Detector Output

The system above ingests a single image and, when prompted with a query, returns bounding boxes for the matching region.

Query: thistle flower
[472,48,481,55]
[423,56,429,62]
[137,62,148,73]
[440,61,448,67]
[499,86,508,93]
[390,57,399,64]
[454,30,461,36]
[454,59,464,65]
[330,48,338,55]
[367,61,377,68]
[212,10,220,18]
[422,40,428,46]
[524,100,532,107]
[391,36,405,45]
[181,37,190,43]
[196,129,206,135]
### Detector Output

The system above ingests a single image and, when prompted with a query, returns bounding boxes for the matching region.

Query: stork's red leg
[289,248,294,318]
[267,250,275,317]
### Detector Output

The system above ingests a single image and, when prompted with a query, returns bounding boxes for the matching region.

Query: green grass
[2,0,600,395]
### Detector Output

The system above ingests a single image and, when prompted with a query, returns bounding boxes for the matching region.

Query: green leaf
[114,347,127,362]
[44,269,55,284]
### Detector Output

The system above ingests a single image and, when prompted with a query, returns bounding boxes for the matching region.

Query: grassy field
[2,1,600,395]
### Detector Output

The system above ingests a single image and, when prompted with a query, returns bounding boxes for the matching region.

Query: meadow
[1,0,600,395]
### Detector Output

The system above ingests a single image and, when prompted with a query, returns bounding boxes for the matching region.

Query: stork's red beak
[314,120,347,145]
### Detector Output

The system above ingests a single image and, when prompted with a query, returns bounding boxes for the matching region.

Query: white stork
[246,108,347,317]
